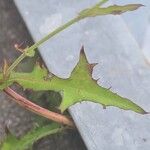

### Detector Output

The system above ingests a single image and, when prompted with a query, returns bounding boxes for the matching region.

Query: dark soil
[0,0,86,149]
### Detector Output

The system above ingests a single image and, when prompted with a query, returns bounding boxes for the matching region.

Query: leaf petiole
[6,0,109,75]
[6,16,80,75]
[5,0,142,76]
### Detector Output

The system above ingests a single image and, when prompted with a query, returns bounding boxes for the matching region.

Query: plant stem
[6,53,26,74]
[6,16,80,74]
[6,0,109,74]
[28,17,80,52]
[4,87,75,128]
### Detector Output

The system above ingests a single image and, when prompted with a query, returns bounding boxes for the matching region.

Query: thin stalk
[6,53,26,74]
[6,0,108,74]
[28,17,80,51]
[6,0,108,75]
[4,87,75,128]
[6,16,80,74]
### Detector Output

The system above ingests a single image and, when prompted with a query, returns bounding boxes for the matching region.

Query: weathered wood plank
[14,0,150,149]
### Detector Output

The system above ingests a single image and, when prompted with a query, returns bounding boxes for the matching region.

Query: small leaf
[79,3,143,19]
[1,123,61,150]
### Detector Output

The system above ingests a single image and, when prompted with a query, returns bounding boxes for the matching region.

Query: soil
[0,0,86,149]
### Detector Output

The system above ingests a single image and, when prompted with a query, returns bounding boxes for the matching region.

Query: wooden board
[14,0,150,149]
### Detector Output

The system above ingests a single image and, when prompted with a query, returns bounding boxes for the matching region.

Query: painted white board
[14,1,150,149]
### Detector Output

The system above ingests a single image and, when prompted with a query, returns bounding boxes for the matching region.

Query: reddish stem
[3,87,75,128]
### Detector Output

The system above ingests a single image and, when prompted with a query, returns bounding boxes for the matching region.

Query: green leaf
[58,49,147,114]
[0,49,148,114]
[1,123,61,150]
[79,3,143,19]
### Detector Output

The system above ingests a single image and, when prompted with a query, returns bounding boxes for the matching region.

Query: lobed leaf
[0,48,148,114]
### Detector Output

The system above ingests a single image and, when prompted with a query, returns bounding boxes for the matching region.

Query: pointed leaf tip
[143,111,149,115]
[79,47,89,65]
[78,48,98,76]
[110,4,144,15]
[79,48,98,75]
[80,47,87,59]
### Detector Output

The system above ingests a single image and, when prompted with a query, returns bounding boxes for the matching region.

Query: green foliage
[1,123,61,150]
[4,0,143,74]
[0,49,147,114]
[79,2,143,19]
[0,1,146,149]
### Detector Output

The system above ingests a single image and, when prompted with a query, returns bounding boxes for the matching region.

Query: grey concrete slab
[14,0,150,150]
